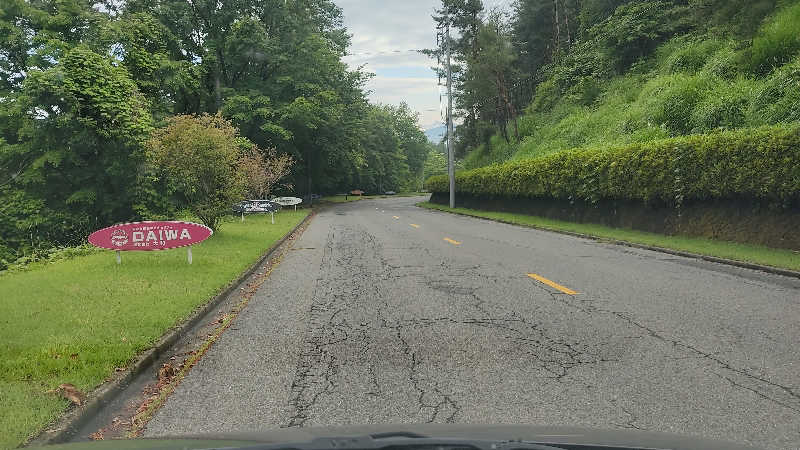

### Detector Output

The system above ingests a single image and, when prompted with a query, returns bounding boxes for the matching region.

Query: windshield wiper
[216,432,564,450]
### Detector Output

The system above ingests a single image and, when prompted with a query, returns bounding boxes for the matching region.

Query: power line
[344,49,426,58]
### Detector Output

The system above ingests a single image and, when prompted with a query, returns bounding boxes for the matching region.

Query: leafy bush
[661,38,724,75]
[426,125,800,208]
[463,136,516,170]
[0,245,102,275]
[644,74,715,134]
[690,77,755,131]
[529,79,561,113]
[566,77,604,105]
[701,46,742,79]
[146,114,248,230]
[750,58,800,124]
[745,1,800,74]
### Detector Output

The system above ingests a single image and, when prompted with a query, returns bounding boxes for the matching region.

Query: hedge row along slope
[426,125,800,207]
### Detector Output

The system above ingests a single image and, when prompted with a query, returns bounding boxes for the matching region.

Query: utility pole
[445,13,455,209]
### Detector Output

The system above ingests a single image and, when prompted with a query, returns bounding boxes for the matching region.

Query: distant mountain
[424,124,446,144]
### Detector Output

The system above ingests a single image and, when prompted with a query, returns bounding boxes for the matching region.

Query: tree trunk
[508,87,520,143]
[553,0,561,57]
[471,10,480,59]
[496,72,519,143]
[214,71,222,112]
[562,0,571,45]
[214,46,227,112]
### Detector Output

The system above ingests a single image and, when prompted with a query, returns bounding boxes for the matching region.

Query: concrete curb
[420,204,800,280]
[26,211,315,447]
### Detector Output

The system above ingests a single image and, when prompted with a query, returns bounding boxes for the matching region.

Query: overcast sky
[336,0,513,130]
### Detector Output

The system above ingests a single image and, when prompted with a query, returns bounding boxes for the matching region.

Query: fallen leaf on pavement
[157,363,176,383]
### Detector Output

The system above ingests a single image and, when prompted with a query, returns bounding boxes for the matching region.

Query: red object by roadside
[88,221,213,251]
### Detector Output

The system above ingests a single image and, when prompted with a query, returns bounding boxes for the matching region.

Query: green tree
[587,1,691,73]
[469,15,521,142]
[423,146,448,180]
[146,114,246,230]
[387,103,430,189]
[1,46,152,234]
[0,0,431,262]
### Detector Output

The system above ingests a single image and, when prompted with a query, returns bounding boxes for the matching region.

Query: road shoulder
[418,202,800,279]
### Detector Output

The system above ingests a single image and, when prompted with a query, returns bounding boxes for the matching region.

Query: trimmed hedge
[425,125,800,208]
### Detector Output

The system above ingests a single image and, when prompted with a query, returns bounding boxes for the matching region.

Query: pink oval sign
[88,221,213,251]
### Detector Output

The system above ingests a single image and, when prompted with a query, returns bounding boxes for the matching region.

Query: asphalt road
[145,196,800,449]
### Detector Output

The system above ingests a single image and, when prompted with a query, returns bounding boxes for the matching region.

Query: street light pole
[445,14,455,209]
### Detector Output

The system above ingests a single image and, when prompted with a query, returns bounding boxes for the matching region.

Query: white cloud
[366,76,443,128]
[335,0,513,129]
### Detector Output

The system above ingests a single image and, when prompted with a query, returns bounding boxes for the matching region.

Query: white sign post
[271,197,303,209]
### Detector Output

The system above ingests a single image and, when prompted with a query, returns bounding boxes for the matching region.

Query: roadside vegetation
[0,211,307,449]
[420,203,800,272]
[432,0,800,168]
[426,125,800,208]
[0,0,438,270]
[425,0,800,250]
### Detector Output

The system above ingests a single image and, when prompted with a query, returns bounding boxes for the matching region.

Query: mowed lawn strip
[0,210,308,449]
[418,202,800,272]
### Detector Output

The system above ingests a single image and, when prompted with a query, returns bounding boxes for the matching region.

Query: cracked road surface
[145,196,800,449]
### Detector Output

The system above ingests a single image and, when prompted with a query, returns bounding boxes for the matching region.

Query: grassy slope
[0,210,307,449]
[462,2,800,168]
[420,202,799,271]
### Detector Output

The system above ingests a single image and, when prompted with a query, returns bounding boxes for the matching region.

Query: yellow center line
[410,224,420,228]
[443,237,461,245]
[527,273,579,295]
[393,216,399,219]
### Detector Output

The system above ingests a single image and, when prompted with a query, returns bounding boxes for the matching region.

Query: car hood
[38,424,762,450]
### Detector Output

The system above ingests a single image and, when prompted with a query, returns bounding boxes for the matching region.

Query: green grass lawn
[0,211,307,449]
[419,202,800,272]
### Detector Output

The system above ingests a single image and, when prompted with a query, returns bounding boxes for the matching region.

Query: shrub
[750,58,800,124]
[701,46,741,79]
[690,77,755,131]
[463,135,515,170]
[425,125,800,208]
[644,74,715,135]
[529,78,560,113]
[662,37,724,75]
[0,245,102,274]
[745,1,800,75]
[566,77,603,105]
[146,114,247,230]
